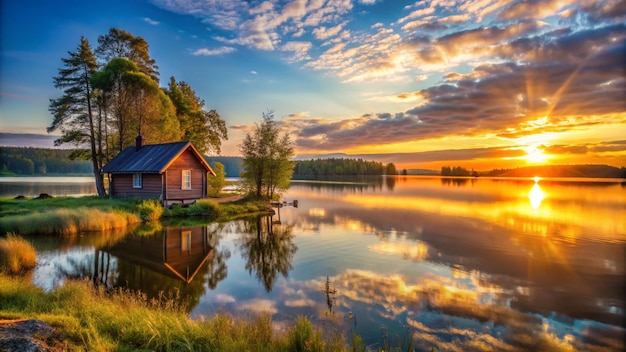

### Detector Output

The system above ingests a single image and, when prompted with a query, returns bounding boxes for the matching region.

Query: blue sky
[1,0,625,169]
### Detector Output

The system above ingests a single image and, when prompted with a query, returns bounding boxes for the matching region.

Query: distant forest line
[0,147,92,175]
[439,164,626,178]
[2,147,624,179]
[0,146,244,178]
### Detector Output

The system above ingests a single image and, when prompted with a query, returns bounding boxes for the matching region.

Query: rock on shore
[0,319,66,352]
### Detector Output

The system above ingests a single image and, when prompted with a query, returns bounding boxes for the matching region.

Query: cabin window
[133,173,142,188]
[181,230,191,252]
[182,170,191,190]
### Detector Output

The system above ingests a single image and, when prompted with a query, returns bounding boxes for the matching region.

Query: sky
[1,0,625,171]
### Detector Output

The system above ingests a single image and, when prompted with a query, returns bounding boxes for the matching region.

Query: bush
[188,200,220,219]
[163,203,185,218]
[137,199,164,222]
[0,233,37,274]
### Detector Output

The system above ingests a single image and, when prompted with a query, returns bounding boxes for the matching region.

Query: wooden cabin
[102,136,215,206]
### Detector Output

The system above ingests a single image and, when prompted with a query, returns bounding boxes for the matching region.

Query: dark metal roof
[102,141,213,174]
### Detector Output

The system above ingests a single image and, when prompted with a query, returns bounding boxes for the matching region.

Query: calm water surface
[17,176,626,351]
[0,176,96,197]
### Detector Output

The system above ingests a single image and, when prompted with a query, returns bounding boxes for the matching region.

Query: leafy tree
[48,37,106,195]
[239,111,294,199]
[441,166,471,176]
[92,58,180,153]
[165,77,228,155]
[95,28,159,82]
[205,156,243,177]
[208,162,226,197]
[385,163,397,175]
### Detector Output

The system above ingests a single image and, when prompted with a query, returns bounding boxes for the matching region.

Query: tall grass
[137,198,164,222]
[0,207,140,236]
[0,233,37,274]
[0,274,348,351]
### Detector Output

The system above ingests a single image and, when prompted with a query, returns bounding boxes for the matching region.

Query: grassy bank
[0,273,346,351]
[0,196,140,236]
[0,195,269,236]
[162,197,269,220]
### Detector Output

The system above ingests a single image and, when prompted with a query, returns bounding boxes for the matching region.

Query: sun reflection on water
[528,182,546,210]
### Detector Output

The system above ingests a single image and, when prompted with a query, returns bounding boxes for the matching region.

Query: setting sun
[524,145,549,164]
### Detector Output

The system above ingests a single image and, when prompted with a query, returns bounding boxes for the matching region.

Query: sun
[524,144,549,164]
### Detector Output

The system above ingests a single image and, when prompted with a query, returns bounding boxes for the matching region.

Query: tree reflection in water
[205,223,231,290]
[238,215,297,292]
[324,276,337,315]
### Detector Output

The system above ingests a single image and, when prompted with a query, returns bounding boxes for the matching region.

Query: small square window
[133,173,142,188]
[182,170,191,190]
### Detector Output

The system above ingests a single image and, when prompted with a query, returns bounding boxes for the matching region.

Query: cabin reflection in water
[105,226,213,284]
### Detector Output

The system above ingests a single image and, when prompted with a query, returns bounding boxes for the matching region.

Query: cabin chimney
[135,134,145,151]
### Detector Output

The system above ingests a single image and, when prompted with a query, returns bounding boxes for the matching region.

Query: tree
[48,37,106,196]
[239,111,295,199]
[165,77,228,155]
[92,57,180,153]
[208,162,226,197]
[95,28,159,82]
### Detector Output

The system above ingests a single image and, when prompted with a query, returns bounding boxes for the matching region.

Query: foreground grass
[0,273,346,351]
[0,234,36,274]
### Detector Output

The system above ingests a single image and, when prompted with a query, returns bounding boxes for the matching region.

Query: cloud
[280,41,312,62]
[192,46,236,56]
[143,17,160,25]
[312,22,346,40]
[215,293,236,303]
[154,0,352,52]
[250,70,257,75]
[154,0,626,88]
[310,269,626,351]
[292,24,626,151]
[236,299,278,315]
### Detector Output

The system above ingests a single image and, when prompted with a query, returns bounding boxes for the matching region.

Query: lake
[0,176,96,197]
[3,176,625,351]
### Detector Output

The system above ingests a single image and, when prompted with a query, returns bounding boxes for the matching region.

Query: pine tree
[48,37,106,196]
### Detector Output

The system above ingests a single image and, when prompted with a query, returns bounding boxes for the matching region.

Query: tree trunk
[85,71,106,196]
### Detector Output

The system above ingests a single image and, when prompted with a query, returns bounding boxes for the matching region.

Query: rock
[0,319,66,352]
[34,193,53,200]
[13,195,25,200]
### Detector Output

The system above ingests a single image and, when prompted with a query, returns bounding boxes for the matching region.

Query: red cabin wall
[110,173,162,198]
[164,148,207,201]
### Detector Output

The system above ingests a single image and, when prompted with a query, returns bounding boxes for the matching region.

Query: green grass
[0,234,37,274]
[0,273,348,351]
[0,194,270,236]
[162,196,270,220]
